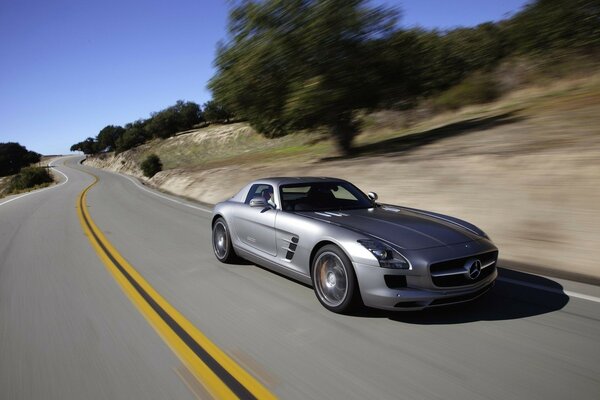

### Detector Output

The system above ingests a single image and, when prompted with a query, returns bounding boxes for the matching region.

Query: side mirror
[367,192,378,201]
[249,198,268,208]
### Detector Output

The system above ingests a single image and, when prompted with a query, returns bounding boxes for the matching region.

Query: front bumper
[353,261,497,311]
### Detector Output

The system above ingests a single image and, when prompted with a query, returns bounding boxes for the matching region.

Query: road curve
[1,157,599,399]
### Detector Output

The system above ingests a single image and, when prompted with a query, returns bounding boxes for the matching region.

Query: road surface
[1,156,599,399]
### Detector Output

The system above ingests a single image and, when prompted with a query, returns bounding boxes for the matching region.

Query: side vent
[384,275,407,289]
[285,236,300,260]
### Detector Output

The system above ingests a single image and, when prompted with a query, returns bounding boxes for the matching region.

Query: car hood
[297,206,482,250]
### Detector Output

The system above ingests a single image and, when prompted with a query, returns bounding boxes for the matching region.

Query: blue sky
[0,0,529,155]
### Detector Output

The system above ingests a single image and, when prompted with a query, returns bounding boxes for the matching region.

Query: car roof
[254,177,348,186]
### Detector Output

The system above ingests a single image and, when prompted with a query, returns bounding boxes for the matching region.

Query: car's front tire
[311,245,360,313]
[212,217,238,263]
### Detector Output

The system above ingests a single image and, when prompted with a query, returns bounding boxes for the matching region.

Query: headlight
[357,239,410,269]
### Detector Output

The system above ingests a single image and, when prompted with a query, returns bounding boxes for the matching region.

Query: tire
[311,245,360,313]
[212,217,238,263]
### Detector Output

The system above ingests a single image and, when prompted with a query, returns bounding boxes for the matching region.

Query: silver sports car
[211,177,498,313]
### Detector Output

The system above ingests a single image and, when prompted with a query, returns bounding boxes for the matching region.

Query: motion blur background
[2,0,600,279]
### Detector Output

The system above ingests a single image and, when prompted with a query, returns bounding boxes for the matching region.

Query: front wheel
[212,217,238,263]
[311,245,360,313]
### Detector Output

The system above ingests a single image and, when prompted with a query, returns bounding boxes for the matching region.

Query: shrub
[8,167,53,192]
[140,154,162,178]
[432,73,501,111]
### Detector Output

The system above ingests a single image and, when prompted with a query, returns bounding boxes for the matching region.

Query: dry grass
[0,176,54,199]
[0,176,10,198]
[116,123,330,171]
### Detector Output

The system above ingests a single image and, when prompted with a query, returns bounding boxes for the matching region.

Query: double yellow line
[77,174,276,400]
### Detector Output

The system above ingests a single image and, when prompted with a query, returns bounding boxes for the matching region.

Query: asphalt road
[1,156,599,399]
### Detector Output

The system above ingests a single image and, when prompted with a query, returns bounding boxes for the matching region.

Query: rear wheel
[212,218,238,263]
[311,245,360,313]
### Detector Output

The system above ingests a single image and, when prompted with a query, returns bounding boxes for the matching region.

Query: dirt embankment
[82,148,144,177]
[85,80,600,282]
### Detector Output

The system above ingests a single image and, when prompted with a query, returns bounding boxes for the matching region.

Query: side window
[244,184,275,206]
[280,185,310,211]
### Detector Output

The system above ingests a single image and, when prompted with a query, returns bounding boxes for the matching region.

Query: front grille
[430,251,498,287]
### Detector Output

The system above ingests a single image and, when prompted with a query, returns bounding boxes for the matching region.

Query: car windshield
[280,181,373,211]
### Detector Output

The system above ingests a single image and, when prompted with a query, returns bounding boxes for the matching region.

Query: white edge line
[0,156,70,207]
[121,174,212,214]
[563,290,600,304]
[498,277,600,304]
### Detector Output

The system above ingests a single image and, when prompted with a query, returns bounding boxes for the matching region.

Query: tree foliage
[507,0,600,53]
[71,100,203,155]
[116,120,150,153]
[210,0,398,153]
[0,142,42,177]
[203,100,233,123]
[70,137,99,155]
[145,101,204,139]
[97,125,126,151]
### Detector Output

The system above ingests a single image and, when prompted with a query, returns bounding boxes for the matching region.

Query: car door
[234,184,278,257]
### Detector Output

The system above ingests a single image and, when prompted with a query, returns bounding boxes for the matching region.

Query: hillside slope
[85,74,600,280]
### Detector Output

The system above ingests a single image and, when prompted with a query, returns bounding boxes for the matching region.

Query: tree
[202,100,233,123]
[145,108,179,139]
[140,154,162,178]
[145,101,203,139]
[70,137,99,155]
[116,120,149,153]
[0,142,41,176]
[372,22,509,108]
[174,100,204,130]
[443,23,508,72]
[209,0,398,154]
[506,0,600,53]
[96,125,125,151]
